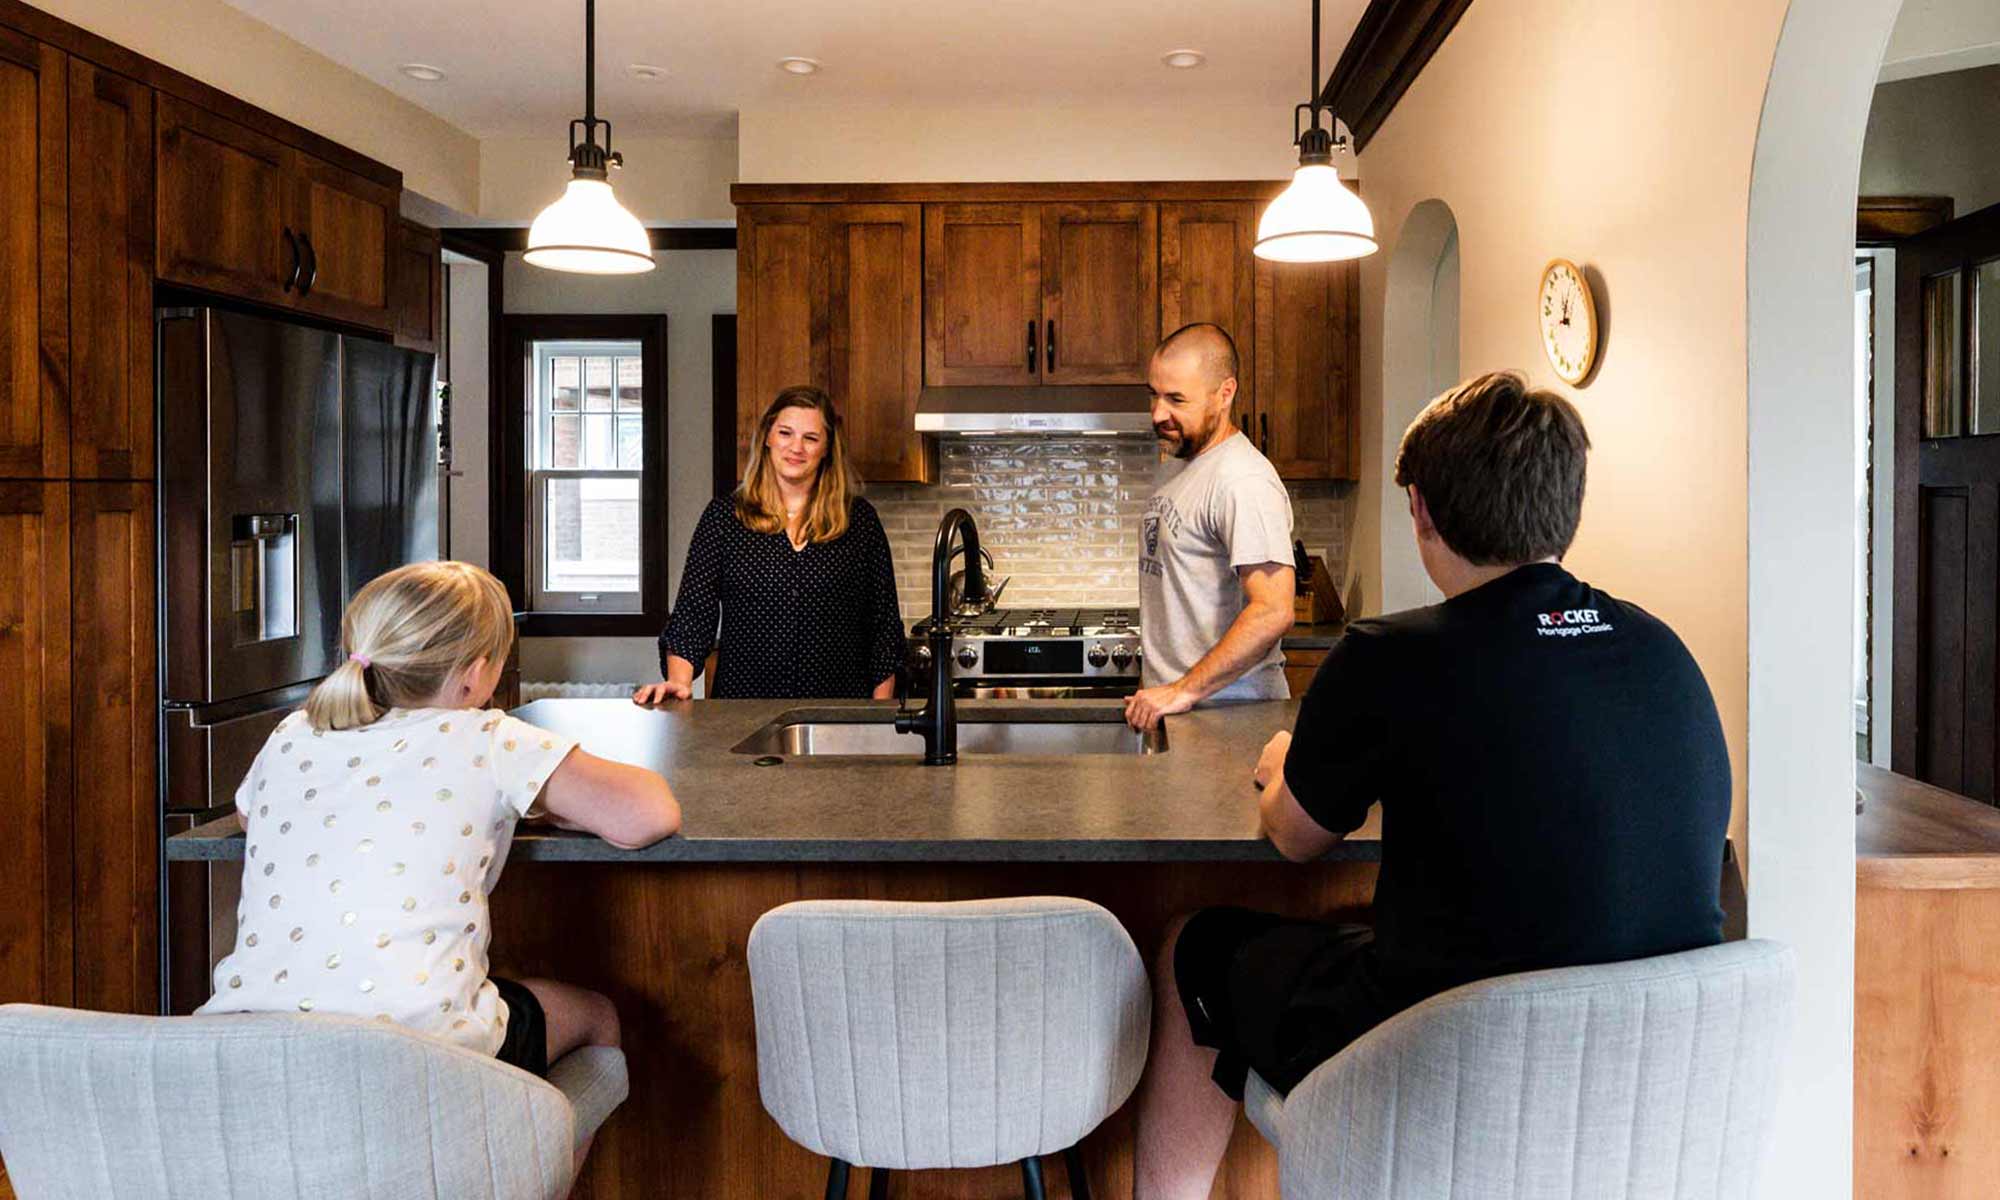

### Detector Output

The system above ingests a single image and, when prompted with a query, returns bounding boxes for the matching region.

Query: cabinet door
[288,149,395,331]
[1256,258,1358,480]
[69,482,156,1012]
[923,203,1040,386]
[736,205,821,478]
[0,32,67,480]
[68,60,153,479]
[391,218,442,353]
[821,204,928,483]
[1040,201,1158,385]
[1160,201,1258,424]
[155,94,291,305]
[0,482,72,1007]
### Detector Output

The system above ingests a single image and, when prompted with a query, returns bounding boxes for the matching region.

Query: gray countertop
[1283,622,1347,650]
[166,697,1382,864]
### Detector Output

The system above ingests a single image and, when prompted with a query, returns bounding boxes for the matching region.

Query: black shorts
[492,976,549,1077]
[1172,907,1403,1100]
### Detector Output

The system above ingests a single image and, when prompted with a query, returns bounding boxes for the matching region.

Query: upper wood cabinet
[923,201,1158,387]
[67,59,153,479]
[738,203,930,483]
[1160,200,1258,421]
[0,31,68,480]
[156,94,394,332]
[1257,257,1359,480]
[391,218,442,353]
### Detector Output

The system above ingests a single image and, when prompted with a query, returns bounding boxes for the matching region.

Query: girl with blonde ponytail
[203,561,679,1167]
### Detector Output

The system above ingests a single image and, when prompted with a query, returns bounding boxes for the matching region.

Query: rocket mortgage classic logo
[1534,608,1614,638]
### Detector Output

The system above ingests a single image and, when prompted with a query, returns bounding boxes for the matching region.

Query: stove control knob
[1110,644,1133,670]
[1086,643,1110,668]
[955,645,980,670]
[912,643,934,667]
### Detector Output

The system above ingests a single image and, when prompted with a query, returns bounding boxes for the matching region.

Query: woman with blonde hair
[635,386,905,701]
[201,560,678,1121]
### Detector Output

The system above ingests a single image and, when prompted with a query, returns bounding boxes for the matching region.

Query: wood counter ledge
[1855,760,2000,888]
[166,698,1383,864]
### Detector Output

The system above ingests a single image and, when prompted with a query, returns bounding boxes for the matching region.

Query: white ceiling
[1879,0,2000,82]
[221,0,1368,140]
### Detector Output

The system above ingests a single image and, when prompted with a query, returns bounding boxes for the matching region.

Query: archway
[1378,199,1460,612]
[1744,2,1906,1195]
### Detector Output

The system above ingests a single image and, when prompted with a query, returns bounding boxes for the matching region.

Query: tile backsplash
[869,437,1354,619]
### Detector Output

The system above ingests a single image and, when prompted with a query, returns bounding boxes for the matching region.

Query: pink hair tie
[349,653,372,669]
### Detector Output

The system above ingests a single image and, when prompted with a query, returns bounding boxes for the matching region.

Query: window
[500,315,668,635]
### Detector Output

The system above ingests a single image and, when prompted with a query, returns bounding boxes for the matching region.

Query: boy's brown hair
[1393,371,1591,565]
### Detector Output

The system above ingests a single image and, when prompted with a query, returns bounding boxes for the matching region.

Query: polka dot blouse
[197,707,577,1056]
[661,495,906,698]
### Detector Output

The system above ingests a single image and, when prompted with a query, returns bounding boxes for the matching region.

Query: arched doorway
[1379,200,1460,612]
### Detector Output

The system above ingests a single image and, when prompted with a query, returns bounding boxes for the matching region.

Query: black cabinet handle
[1237,414,1248,436]
[1045,319,1056,372]
[299,233,319,295]
[282,227,301,292]
[1261,412,1270,454]
[1026,320,1037,373]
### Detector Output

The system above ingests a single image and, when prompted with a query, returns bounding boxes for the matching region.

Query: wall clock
[1538,258,1599,385]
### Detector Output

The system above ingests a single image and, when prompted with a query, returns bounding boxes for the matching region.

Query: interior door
[923,203,1040,386]
[1039,201,1158,385]
[1893,203,2000,803]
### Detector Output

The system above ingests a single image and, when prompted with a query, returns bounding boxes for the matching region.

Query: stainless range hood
[913,386,1154,436]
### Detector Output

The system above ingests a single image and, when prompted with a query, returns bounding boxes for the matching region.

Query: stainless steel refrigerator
[157,306,439,1012]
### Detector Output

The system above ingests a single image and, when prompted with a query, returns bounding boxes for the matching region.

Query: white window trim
[528,340,646,614]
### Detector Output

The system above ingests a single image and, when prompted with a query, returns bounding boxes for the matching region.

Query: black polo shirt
[1284,562,1730,995]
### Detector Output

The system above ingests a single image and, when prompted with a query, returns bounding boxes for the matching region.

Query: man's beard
[1157,409,1223,460]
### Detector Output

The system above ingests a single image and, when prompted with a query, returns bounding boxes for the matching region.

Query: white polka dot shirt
[198,707,577,1055]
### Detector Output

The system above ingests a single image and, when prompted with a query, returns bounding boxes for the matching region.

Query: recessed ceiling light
[628,63,668,81]
[1161,49,1206,70]
[777,56,822,75]
[398,63,447,82]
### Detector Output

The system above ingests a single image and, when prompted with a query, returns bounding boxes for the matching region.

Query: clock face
[1538,259,1598,384]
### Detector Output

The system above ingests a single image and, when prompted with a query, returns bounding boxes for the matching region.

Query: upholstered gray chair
[1242,939,1795,1200]
[0,1004,628,1200]
[747,897,1151,1200]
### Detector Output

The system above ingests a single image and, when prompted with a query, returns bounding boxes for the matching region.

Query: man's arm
[1126,562,1295,731]
[1252,730,1345,861]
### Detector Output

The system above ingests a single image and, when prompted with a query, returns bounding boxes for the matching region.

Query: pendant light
[525,0,655,274]
[1254,0,1377,263]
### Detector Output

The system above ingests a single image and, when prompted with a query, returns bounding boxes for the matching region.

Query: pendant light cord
[584,0,596,124]
[1310,0,1320,131]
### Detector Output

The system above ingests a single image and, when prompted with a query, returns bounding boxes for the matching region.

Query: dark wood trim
[442,226,736,254]
[498,313,671,637]
[730,181,1292,205]
[441,234,508,578]
[1320,0,1476,152]
[1857,195,1955,245]
[712,314,738,498]
[0,0,399,189]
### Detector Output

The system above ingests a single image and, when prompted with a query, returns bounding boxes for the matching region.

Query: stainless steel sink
[731,710,1166,757]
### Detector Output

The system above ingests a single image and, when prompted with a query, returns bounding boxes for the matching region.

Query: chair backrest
[0,1005,576,1200]
[746,896,1151,1170]
[1272,939,1796,1200]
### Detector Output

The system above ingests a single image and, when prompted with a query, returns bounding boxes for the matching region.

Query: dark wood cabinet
[738,203,930,483]
[1160,200,1259,417]
[391,218,442,353]
[923,203,1040,386]
[1257,257,1359,480]
[1039,201,1158,385]
[0,482,73,1008]
[156,94,394,332]
[67,58,152,479]
[0,31,67,480]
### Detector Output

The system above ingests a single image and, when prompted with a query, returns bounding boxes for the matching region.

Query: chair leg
[1062,1145,1092,1200]
[1020,1155,1047,1200]
[868,1165,890,1200]
[825,1158,851,1200]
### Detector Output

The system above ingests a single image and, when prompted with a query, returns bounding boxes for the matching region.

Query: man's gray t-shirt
[1138,431,1294,701]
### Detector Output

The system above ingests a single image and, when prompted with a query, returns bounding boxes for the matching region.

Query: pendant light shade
[1256,0,1377,264]
[1254,162,1376,263]
[525,179,654,274]
[526,0,655,275]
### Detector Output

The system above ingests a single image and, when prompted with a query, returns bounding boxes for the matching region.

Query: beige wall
[479,135,738,224]
[33,0,480,212]
[1861,64,2000,218]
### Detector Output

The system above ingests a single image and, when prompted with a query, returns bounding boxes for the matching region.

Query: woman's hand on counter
[633,680,693,705]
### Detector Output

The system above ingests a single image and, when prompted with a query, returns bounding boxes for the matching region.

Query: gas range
[908,607,1143,690]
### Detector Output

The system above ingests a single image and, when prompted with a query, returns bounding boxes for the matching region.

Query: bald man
[1126,323,1296,732]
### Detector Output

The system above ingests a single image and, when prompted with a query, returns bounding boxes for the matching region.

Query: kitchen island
[170,698,1379,1199]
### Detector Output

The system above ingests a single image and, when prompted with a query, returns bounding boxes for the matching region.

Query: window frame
[498,313,669,637]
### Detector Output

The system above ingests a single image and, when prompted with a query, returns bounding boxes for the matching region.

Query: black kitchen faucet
[896,508,985,765]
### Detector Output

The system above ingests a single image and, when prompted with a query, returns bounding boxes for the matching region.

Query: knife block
[1293,555,1345,625]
